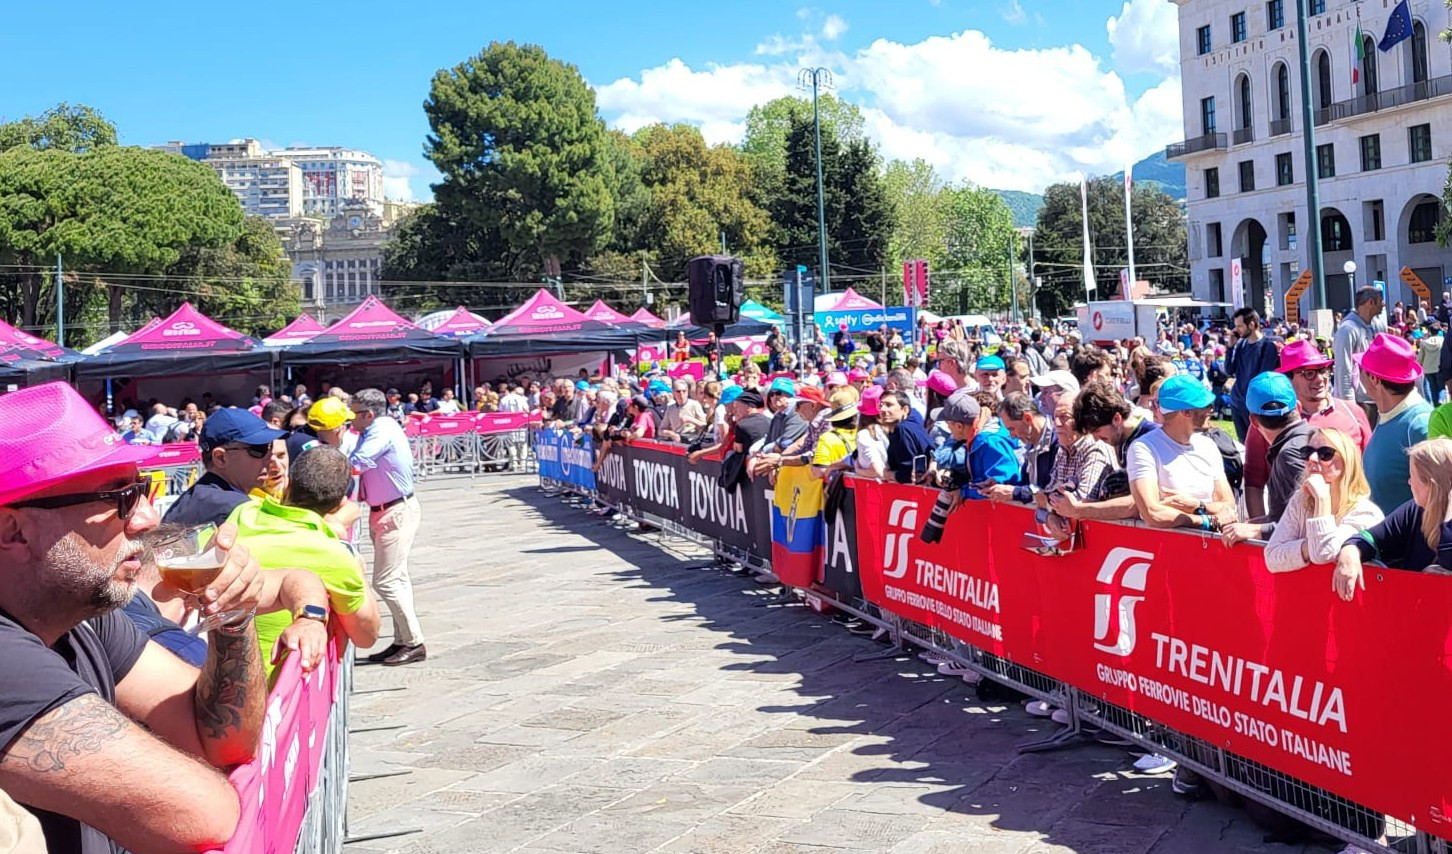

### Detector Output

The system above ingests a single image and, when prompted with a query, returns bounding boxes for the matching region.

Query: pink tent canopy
[108,302,252,352]
[422,306,492,339]
[281,295,460,364]
[0,319,72,360]
[489,289,612,336]
[818,288,884,311]
[583,300,635,326]
[629,308,667,328]
[263,314,326,346]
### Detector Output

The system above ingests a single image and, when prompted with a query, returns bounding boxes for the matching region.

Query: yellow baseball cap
[307,397,355,430]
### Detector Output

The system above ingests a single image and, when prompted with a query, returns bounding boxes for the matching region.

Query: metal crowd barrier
[406,413,539,480]
[536,471,1441,854]
[292,654,353,854]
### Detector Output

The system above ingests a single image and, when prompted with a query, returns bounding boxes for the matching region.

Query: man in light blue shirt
[349,387,426,666]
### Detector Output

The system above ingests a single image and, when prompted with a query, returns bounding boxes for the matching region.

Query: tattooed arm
[0,693,240,851]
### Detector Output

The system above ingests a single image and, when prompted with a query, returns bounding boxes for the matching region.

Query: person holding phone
[881,391,933,484]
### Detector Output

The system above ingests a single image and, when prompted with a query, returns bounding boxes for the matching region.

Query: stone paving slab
[344,474,1312,853]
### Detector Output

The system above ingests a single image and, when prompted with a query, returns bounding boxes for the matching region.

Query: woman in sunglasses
[1333,437,1452,597]
[1262,427,1383,572]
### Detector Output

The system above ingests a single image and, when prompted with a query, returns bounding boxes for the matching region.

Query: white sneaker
[959,671,982,685]
[1050,708,1073,725]
[1133,753,1177,774]
[1024,700,1057,718]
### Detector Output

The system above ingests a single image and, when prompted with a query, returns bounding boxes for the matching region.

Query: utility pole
[1008,233,1019,325]
[55,254,64,347]
[1295,0,1328,311]
[799,67,834,294]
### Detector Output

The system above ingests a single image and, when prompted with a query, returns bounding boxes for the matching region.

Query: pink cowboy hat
[1353,332,1423,383]
[0,382,155,507]
[1276,339,1333,374]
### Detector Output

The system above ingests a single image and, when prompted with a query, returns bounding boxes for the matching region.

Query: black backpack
[1200,426,1244,497]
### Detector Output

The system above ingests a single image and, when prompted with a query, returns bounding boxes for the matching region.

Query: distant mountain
[996,190,1044,228]
[993,150,1186,229]
[1115,150,1187,201]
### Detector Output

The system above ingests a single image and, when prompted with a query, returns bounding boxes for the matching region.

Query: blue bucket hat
[1246,371,1296,417]
[1156,374,1216,412]
[767,377,796,397]
[647,379,671,396]
[720,385,744,405]
[574,380,590,391]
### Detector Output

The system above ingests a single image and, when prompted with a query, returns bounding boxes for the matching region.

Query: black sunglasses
[12,479,150,521]
[1297,445,1338,462]
[224,443,271,459]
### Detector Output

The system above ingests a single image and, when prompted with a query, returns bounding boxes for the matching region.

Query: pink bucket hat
[926,369,959,396]
[859,385,884,416]
[825,371,849,388]
[847,368,870,382]
[1277,339,1333,374]
[1353,332,1423,383]
[0,382,154,506]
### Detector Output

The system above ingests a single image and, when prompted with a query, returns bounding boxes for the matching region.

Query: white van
[942,314,1002,347]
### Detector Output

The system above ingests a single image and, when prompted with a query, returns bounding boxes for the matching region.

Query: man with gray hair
[349,388,426,666]
[1334,284,1387,423]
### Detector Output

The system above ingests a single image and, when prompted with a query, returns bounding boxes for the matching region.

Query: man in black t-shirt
[0,382,271,853]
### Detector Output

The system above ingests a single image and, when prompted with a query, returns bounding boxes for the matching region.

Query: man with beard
[0,382,267,853]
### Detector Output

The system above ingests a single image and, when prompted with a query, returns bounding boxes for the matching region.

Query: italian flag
[1352,23,1364,86]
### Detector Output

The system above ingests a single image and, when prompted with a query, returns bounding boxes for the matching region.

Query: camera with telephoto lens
[919,483,964,545]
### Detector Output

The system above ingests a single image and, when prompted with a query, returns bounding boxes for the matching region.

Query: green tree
[379,204,516,313]
[834,139,894,277]
[155,215,299,337]
[934,184,1017,315]
[424,41,614,278]
[0,103,117,154]
[770,111,844,277]
[0,146,245,339]
[741,94,865,176]
[1031,176,1187,319]
[884,159,948,270]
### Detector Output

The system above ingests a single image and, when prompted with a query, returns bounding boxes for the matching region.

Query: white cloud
[821,14,849,40]
[595,26,1183,193]
[1001,0,1027,26]
[1106,0,1182,76]
[381,159,422,201]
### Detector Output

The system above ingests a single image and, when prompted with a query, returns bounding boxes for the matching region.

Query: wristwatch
[294,604,328,623]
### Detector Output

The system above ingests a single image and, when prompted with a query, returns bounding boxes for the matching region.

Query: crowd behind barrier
[539,432,1452,854]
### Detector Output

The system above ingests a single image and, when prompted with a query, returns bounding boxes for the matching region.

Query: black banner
[820,481,861,601]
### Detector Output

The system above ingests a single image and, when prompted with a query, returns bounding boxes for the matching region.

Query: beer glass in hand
[153,523,241,634]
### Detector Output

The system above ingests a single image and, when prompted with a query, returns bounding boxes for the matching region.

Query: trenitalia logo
[1093,547,1154,656]
[882,498,919,579]
[531,305,566,320]
[162,321,201,337]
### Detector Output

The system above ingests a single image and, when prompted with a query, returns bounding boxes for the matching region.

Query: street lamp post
[798,68,834,294]
[1344,259,1357,295]
[1294,0,1328,311]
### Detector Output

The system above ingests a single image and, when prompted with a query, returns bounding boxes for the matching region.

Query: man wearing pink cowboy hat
[0,382,267,852]
[1358,333,1431,513]
[1241,339,1373,518]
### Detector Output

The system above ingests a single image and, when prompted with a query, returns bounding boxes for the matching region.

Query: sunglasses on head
[1297,445,1338,462]
[12,478,150,522]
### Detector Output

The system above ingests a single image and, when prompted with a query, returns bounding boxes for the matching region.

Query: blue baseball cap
[767,377,796,397]
[720,385,744,405]
[647,379,671,396]
[976,355,1006,372]
[200,407,287,450]
[1156,375,1216,412]
[1246,371,1296,417]
[575,380,590,391]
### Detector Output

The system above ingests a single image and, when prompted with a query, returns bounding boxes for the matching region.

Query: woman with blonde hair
[1333,436,1452,598]
[1262,427,1383,572]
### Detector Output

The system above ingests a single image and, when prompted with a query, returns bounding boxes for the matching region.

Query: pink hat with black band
[1353,333,1423,383]
[0,382,154,506]
[1276,339,1333,374]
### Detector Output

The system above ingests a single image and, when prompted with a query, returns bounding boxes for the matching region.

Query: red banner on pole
[852,479,1452,837]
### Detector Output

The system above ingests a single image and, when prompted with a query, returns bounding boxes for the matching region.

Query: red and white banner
[852,479,1452,837]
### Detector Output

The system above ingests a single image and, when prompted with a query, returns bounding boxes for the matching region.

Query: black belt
[369,494,413,513]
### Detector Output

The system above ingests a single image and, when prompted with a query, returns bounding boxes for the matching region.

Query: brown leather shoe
[363,643,403,663]
[382,644,427,666]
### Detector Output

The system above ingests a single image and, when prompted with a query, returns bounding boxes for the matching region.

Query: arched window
[1275,62,1291,120]
[1412,21,1429,84]
[1321,211,1353,252]
[1316,50,1333,109]
[1362,35,1379,95]
[1409,200,1441,244]
[1238,74,1253,130]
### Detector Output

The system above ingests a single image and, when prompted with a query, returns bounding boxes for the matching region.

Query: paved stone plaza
[344,474,1313,854]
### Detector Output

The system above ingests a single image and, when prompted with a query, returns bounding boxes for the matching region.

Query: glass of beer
[152,523,233,634]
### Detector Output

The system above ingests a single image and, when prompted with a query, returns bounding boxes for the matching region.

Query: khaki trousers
[369,495,424,646]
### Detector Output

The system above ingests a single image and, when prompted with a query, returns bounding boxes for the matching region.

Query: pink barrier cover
[135,442,202,468]
[474,411,540,434]
[406,411,542,438]
[212,634,342,854]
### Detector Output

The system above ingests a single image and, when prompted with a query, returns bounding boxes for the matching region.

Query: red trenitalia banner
[852,479,1452,837]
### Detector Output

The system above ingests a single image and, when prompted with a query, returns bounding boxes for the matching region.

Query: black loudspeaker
[687,255,744,327]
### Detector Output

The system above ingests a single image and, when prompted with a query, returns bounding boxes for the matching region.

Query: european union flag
[1379,0,1413,52]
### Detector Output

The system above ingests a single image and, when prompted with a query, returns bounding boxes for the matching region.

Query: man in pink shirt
[1243,340,1372,517]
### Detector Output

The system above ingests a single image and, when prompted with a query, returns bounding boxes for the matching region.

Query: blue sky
[3,0,1183,197]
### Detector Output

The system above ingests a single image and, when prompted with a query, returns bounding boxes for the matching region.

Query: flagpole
[1123,165,1136,300]
[1081,176,1094,305]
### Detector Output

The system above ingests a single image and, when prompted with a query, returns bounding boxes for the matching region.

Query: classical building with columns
[1170,0,1452,316]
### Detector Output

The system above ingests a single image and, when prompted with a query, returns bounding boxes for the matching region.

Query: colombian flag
[771,465,825,588]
